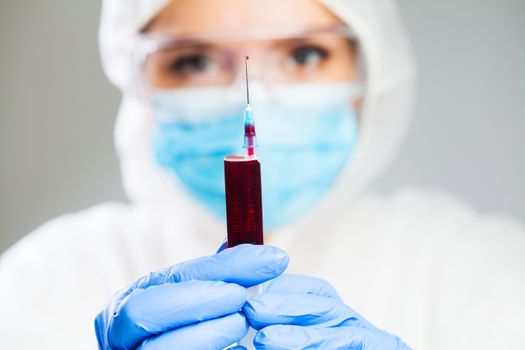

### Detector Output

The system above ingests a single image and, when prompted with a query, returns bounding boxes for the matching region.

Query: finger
[244,292,370,330]
[132,244,289,289]
[265,274,342,301]
[254,325,372,350]
[108,281,246,350]
[139,312,248,350]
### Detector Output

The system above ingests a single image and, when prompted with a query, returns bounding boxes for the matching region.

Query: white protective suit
[1,0,525,349]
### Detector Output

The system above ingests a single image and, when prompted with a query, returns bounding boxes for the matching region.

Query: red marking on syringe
[245,123,256,156]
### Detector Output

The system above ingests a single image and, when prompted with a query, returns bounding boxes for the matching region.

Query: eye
[290,45,329,67]
[169,53,213,74]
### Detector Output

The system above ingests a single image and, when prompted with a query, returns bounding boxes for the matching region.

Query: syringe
[223,57,263,348]
[224,55,263,247]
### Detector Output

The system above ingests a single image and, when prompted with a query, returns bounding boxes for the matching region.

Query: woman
[1,0,524,349]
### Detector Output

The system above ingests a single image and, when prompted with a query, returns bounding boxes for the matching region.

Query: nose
[230,77,272,106]
[229,54,271,104]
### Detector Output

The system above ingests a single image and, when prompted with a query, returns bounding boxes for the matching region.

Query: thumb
[133,244,289,289]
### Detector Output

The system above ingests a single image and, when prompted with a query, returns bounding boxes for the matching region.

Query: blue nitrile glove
[94,244,289,350]
[243,274,411,350]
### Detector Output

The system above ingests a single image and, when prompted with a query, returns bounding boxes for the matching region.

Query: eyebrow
[157,38,215,51]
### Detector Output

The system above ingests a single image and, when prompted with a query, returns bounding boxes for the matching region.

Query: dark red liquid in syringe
[224,156,263,246]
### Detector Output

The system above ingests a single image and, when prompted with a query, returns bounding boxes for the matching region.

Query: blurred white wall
[375,0,525,220]
[1,0,524,253]
[0,1,124,252]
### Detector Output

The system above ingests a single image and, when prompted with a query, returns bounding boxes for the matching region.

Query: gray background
[1,0,524,253]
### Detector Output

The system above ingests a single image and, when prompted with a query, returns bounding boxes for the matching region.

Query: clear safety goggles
[134,26,364,91]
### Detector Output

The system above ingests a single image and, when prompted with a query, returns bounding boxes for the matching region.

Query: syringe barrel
[224,155,264,246]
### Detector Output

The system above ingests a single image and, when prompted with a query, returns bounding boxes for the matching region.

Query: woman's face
[143,0,358,89]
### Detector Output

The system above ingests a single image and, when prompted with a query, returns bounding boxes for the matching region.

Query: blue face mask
[151,83,360,231]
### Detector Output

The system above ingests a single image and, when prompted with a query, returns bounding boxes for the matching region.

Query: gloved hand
[243,274,411,350]
[95,244,289,350]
